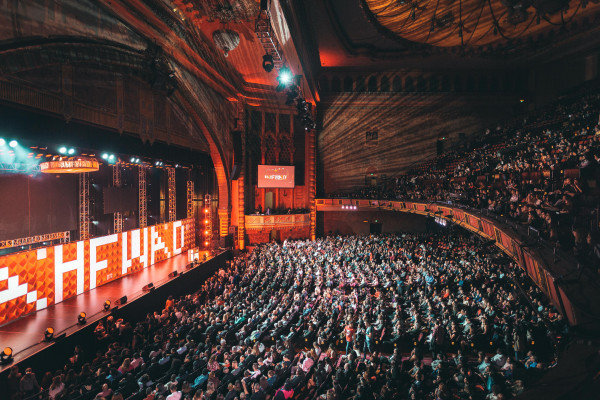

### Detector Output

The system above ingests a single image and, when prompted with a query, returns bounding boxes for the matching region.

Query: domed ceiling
[363,0,600,48]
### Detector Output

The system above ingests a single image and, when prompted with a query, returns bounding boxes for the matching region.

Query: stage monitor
[257,165,295,188]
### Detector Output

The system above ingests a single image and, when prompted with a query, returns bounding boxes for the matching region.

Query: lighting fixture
[0,138,5,146]
[8,140,18,148]
[59,146,67,154]
[44,327,54,341]
[1,347,13,363]
[102,153,109,160]
[262,54,274,73]
[78,312,87,325]
[103,300,111,312]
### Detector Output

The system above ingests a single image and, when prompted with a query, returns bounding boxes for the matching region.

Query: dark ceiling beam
[278,0,322,103]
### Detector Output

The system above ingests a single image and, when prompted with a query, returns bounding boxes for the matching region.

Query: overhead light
[0,347,13,364]
[103,300,111,312]
[102,153,109,160]
[136,158,140,163]
[78,312,87,325]
[276,66,293,91]
[59,146,67,154]
[8,140,18,148]
[0,138,5,146]
[68,148,75,155]
[44,327,54,341]
[131,157,135,162]
[108,155,115,161]
[262,54,274,73]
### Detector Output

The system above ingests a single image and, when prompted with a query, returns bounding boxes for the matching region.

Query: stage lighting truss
[203,194,212,248]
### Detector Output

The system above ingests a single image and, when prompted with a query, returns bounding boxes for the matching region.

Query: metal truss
[79,172,89,240]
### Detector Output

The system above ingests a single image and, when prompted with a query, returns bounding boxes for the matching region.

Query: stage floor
[0,252,202,369]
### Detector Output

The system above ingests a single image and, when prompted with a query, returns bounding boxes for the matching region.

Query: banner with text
[0,219,194,325]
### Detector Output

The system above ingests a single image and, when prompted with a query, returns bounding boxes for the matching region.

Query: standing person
[364,321,374,357]
[344,323,356,355]
[19,368,40,399]
[7,366,22,400]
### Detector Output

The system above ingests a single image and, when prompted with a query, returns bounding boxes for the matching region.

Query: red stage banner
[0,219,194,325]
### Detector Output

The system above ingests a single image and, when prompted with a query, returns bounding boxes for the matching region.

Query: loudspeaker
[142,283,154,291]
[168,270,178,278]
[116,296,127,305]
[231,130,242,180]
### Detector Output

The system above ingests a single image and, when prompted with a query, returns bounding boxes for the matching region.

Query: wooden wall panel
[318,92,513,194]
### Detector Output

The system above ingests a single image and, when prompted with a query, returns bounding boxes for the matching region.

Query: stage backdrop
[0,219,194,326]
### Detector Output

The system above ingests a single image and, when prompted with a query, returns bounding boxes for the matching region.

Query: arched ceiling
[290,0,600,69]
[363,0,600,48]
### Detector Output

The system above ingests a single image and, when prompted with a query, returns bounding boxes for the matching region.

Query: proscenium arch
[0,38,231,221]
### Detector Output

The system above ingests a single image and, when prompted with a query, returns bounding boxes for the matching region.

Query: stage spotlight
[168,270,178,278]
[262,54,274,73]
[103,300,111,312]
[0,138,5,146]
[59,146,67,154]
[1,347,13,364]
[102,153,109,160]
[68,148,75,155]
[136,158,140,163]
[9,140,18,148]
[108,155,115,161]
[78,312,87,325]
[44,327,54,341]
[276,66,293,91]
[131,157,135,162]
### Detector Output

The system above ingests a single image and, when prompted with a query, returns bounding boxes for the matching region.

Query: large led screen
[0,219,194,325]
[257,165,295,188]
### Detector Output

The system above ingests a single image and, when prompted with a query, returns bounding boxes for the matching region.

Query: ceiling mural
[362,0,600,48]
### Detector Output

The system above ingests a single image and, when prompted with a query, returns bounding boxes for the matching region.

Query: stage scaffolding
[79,172,89,240]
[168,167,176,222]
[138,166,147,228]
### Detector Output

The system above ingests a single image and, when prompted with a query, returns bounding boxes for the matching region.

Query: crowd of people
[330,91,600,272]
[6,230,566,400]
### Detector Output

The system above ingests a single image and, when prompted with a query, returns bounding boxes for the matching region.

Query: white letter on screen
[150,226,167,265]
[89,234,119,290]
[54,241,85,303]
[172,221,184,255]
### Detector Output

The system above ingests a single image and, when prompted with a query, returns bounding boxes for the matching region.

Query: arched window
[355,76,366,92]
[380,76,390,92]
[343,76,353,92]
[405,76,414,92]
[367,76,378,92]
[331,76,341,92]
[393,76,403,92]
[417,76,426,92]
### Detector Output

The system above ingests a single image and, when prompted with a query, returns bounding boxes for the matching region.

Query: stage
[0,251,215,371]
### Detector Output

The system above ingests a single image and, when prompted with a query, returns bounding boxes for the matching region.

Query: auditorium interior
[0,0,600,399]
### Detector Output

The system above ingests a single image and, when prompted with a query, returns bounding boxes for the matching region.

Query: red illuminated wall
[0,219,194,325]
